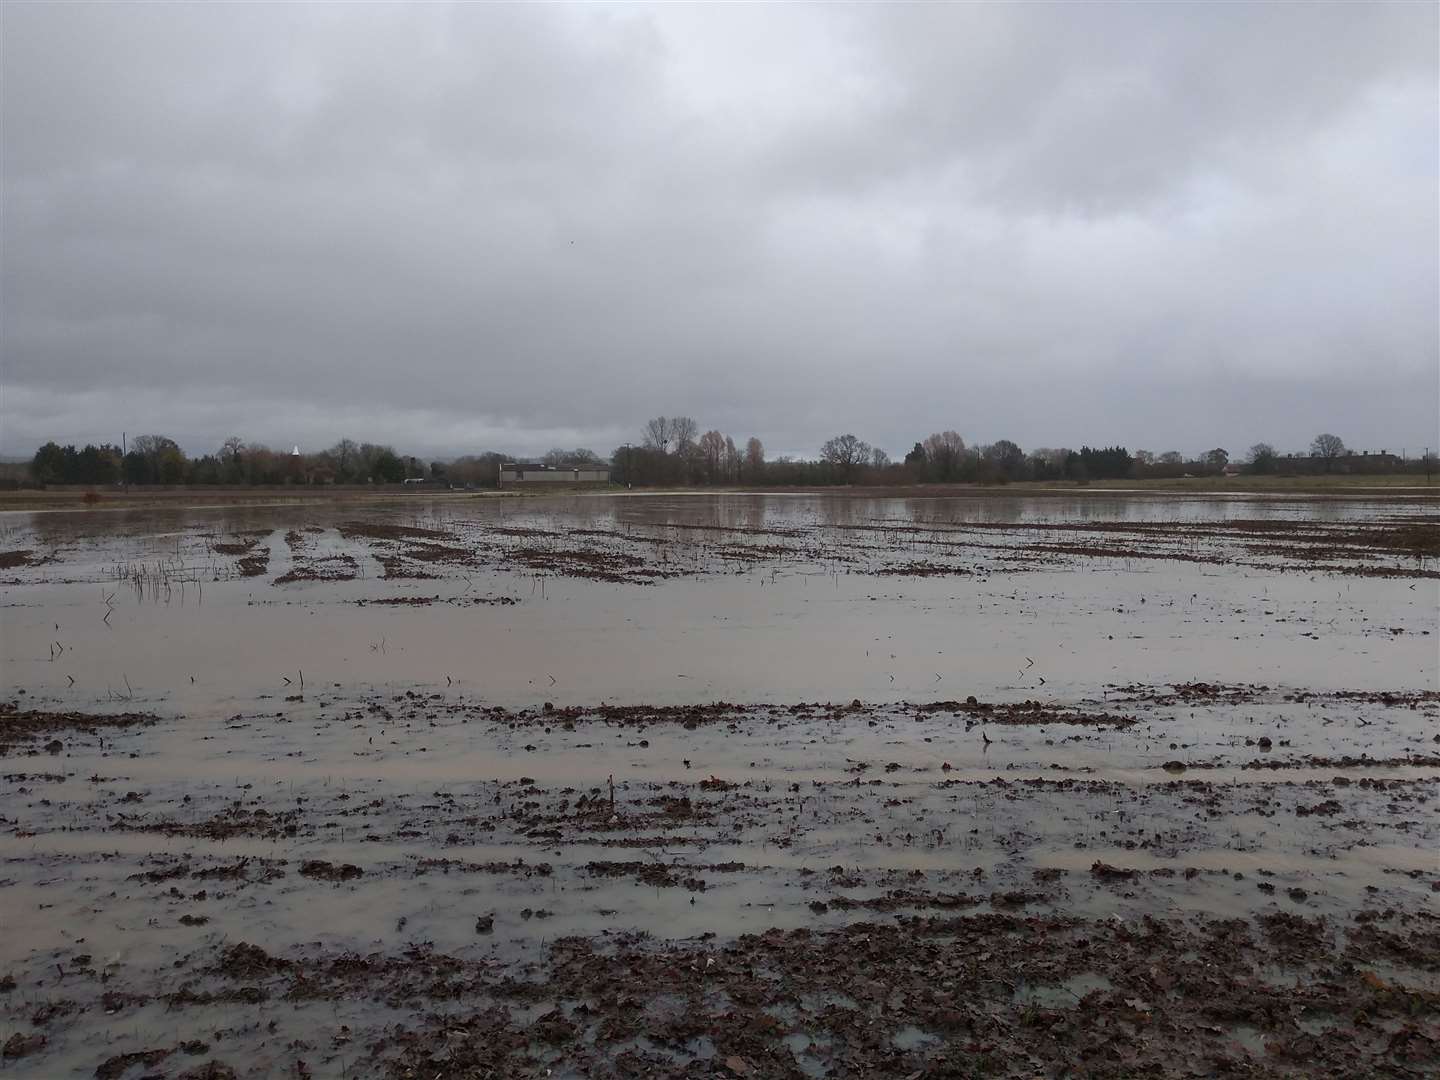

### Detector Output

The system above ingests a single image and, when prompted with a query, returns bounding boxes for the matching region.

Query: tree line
[29,437,421,487]
[17,427,1432,489]
[609,421,1426,487]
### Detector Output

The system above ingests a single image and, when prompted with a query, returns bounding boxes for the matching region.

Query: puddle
[784,1031,832,1077]
[1012,972,1114,1007]
[892,1025,941,1050]
[1227,1024,1270,1056]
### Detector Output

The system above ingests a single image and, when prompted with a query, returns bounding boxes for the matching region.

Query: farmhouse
[499,462,610,486]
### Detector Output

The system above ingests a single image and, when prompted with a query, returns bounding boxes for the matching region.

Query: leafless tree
[671,416,698,455]
[922,430,966,481]
[745,437,765,481]
[923,430,965,457]
[1310,433,1346,470]
[821,433,871,482]
[131,434,177,458]
[643,417,672,452]
[984,439,1024,478]
[698,430,726,482]
[643,415,697,455]
[130,434,187,483]
[324,438,359,482]
[1159,450,1183,465]
[723,436,740,482]
[1247,443,1278,474]
[446,452,508,486]
[543,447,601,466]
[870,447,891,469]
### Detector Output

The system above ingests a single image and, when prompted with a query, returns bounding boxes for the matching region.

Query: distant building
[1277,450,1403,474]
[1329,450,1401,470]
[499,462,610,486]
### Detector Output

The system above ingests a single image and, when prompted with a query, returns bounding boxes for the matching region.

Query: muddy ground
[1,493,1436,1077]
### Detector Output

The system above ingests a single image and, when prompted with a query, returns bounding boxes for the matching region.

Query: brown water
[3,492,1435,711]
[1,492,1436,1078]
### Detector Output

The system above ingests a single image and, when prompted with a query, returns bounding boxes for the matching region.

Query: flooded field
[2,492,1437,1078]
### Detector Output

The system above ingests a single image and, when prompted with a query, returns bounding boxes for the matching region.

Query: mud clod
[2,1033,45,1059]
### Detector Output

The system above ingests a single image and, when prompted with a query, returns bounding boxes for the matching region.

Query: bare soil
[1,493,1435,1077]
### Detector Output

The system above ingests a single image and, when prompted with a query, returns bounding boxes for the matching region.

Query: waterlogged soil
[1,492,1437,1078]
[3,493,1438,593]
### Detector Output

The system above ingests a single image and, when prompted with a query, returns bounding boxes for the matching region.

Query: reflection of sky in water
[6,489,1428,548]
[1,493,1434,711]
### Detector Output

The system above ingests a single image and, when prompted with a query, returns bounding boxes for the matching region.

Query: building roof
[502,462,607,471]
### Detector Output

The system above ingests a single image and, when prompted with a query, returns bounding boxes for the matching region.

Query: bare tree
[821,433,871,482]
[643,417,671,452]
[670,416,698,455]
[1247,443,1278,474]
[723,436,740,482]
[446,452,508,487]
[744,437,765,481]
[698,430,726,482]
[325,438,358,482]
[130,434,186,484]
[922,431,966,481]
[1159,450,1183,465]
[131,434,177,458]
[1310,433,1346,471]
[219,436,247,482]
[870,447,891,469]
[1024,447,1071,480]
[541,447,601,467]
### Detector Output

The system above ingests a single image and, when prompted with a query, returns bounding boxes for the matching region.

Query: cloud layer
[3,3,1436,459]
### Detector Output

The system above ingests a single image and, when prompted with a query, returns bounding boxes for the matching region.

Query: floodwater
[1,492,1437,1078]
[3,492,1435,708]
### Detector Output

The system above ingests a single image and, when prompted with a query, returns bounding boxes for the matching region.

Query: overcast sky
[3,2,1437,461]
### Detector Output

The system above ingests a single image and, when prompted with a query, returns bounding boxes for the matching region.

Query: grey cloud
[2,2,1436,461]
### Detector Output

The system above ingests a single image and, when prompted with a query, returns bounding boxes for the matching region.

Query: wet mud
[1,493,1436,1077]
